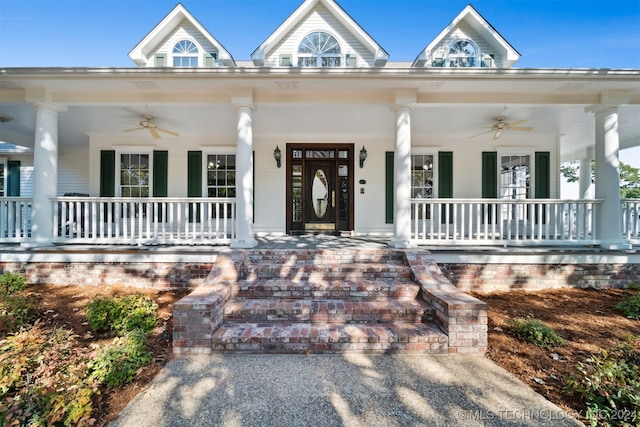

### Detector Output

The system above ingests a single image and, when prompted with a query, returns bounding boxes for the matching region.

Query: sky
[0,0,639,68]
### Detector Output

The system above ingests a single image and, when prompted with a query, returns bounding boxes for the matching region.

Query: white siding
[59,146,90,196]
[146,19,220,68]
[264,4,374,68]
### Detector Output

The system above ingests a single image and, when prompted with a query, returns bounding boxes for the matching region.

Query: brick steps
[235,279,420,299]
[223,298,432,323]
[242,263,411,281]
[211,322,448,354]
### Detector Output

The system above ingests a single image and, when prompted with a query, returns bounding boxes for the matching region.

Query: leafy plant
[506,317,566,349]
[564,336,640,427]
[0,271,27,296]
[0,321,96,426]
[89,329,152,387]
[86,294,158,335]
[0,293,37,335]
[615,294,640,320]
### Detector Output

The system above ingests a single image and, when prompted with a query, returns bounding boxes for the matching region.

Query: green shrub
[89,329,152,387]
[0,321,96,426]
[0,293,37,335]
[0,271,27,296]
[86,294,158,335]
[615,294,640,320]
[506,317,566,349]
[564,336,640,427]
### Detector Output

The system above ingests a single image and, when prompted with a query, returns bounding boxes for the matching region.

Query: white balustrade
[52,197,236,245]
[621,199,640,240]
[410,198,604,245]
[0,198,32,242]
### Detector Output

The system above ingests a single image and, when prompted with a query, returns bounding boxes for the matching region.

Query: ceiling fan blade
[157,128,180,137]
[469,130,493,139]
[124,127,145,132]
[506,119,528,127]
[507,126,533,131]
[149,128,161,139]
[493,130,503,140]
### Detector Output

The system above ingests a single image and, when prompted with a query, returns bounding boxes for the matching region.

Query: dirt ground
[16,284,640,426]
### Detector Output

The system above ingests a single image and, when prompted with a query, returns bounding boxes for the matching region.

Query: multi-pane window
[0,161,5,197]
[298,32,341,67]
[500,155,530,199]
[120,154,149,197]
[447,39,478,67]
[173,40,199,67]
[411,154,434,219]
[206,154,236,198]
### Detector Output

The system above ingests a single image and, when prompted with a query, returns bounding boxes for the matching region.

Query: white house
[1,0,639,249]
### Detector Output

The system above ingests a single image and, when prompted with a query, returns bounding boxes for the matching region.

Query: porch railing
[410,198,604,245]
[0,198,32,242]
[622,199,640,239]
[52,197,236,245]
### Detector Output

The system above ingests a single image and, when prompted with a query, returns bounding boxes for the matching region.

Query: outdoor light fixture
[273,145,282,168]
[359,146,367,168]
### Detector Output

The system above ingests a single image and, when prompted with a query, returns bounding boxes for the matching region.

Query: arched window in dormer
[297,32,342,67]
[173,40,199,67]
[447,39,479,67]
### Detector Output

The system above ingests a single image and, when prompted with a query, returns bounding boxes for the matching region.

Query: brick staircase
[173,249,488,355]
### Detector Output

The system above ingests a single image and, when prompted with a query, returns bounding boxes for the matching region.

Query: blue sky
[0,0,639,68]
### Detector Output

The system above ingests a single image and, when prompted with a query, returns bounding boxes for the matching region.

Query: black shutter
[535,152,551,198]
[481,152,498,198]
[153,151,168,197]
[187,151,202,221]
[100,150,115,197]
[385,152,394,223]
[7,160,20,196]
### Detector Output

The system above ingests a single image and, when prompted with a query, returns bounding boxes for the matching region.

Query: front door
[286,144,354,234]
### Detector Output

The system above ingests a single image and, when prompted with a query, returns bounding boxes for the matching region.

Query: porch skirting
[1,256,639,291]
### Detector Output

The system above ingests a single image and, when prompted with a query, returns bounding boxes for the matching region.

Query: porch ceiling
[1,67,639,159]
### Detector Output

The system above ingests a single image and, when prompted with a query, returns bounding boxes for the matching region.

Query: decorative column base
[388,237,415,249]
[599,240,633,250]
[230,238,259,249]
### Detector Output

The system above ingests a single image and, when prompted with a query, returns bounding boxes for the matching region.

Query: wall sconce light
[273,145,282,168]
[359,146,367,168]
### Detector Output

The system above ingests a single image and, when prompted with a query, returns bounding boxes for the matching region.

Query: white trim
[171,38,201,68]
[497,150,535,200]
[201,148,236,198]
[410,149,439,198]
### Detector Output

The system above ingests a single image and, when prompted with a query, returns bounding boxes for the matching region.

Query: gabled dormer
[412,5,520,68]
[128,3,236,68]
[251,0,388,68]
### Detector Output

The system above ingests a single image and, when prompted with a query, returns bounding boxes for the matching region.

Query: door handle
[332,191,335,208]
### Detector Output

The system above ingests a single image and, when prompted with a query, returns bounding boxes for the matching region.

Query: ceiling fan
[469,116,533,140]
[124,116,179,139]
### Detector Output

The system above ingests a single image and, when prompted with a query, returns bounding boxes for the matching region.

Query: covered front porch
[2,196,639,247]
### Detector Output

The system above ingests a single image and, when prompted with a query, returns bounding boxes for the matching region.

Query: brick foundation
[439,263,640,292]
[0,261,214,289]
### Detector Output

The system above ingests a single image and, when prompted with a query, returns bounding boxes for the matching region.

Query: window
[412,154,434,219]
[206,154,235,198]
[297,32,341,67]
[120,153,150,197]
[0,160,5,197]
[500,154,530,200]
[173,40,199,67]
[447,39,478,67]
[206,154,235,218]
[500,154,530,221]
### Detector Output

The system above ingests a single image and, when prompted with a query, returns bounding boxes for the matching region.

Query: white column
[390,105,414,248]
[28,103,66,246]
[579,157,593,199]
[588,105,628,248]
[230,104,258,248]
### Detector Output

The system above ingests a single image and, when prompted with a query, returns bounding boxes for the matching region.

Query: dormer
[251,0,388,68]
[412,5,520,68]
[128,3,236,68]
